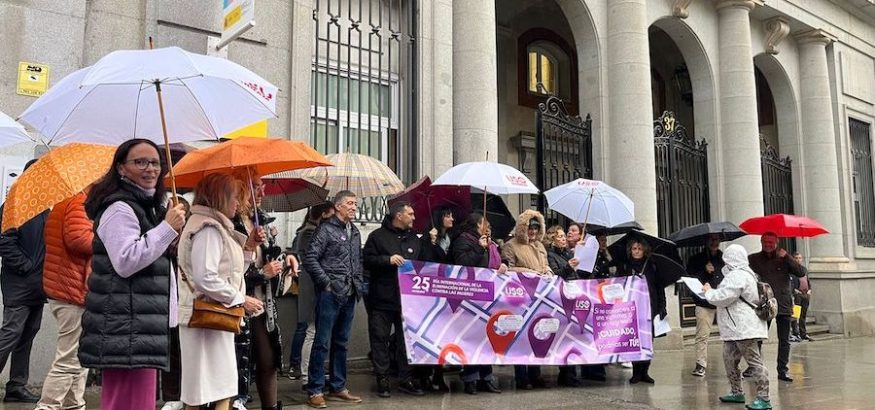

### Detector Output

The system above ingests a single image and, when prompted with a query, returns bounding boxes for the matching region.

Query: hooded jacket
[704,245,768,341]
[363,217,430,311]
[501,210,551,274]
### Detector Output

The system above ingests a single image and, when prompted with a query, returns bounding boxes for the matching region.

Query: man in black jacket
[303,190,365,409]
[0,160,47,403]
[363,202,429,398]
[748,232,805,382]
[686,234,725,378]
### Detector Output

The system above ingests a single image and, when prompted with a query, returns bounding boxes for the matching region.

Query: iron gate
[850,118,875,247]
[311,0,417,222]
[760,136,796,253]
[653,111,710,328]
[534,95,593,227]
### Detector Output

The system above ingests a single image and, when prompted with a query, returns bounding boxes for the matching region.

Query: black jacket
[420,233,451,264]
[363,221,429,311]
[546,245,579,281]
[619,258,667,320]
[79,187,171,370]
[293,221,319,323]
[303,216,364,298]
[0,205,48,306]
[450,232,492,268]
[685,249,725,309]
[749,251,805,316]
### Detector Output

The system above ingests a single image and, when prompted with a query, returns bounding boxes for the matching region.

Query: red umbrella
[387,176,472,233]
[739,214,828,238]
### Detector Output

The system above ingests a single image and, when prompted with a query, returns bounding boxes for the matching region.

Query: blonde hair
[231,167,261,218]
[543,225,565,247]
[193,173,243,216]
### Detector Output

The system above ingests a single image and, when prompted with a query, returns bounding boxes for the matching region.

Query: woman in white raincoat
[703,244,772,410]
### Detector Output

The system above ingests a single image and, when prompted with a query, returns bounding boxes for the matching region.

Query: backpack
[739,270,778,322]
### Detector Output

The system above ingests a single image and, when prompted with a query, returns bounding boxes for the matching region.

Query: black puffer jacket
[545,245,579,281]
[0,205,48,307]
[79,187,171,370]
[363,220,430,311]
[303,216,364,298]
[685,249,725,309]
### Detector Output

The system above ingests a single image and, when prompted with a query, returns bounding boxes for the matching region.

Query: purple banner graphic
[399,261,654,365]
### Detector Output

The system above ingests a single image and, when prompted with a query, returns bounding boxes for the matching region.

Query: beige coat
[501,209,552,275]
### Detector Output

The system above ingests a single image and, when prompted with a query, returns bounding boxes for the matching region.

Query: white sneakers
[160,402,184,410]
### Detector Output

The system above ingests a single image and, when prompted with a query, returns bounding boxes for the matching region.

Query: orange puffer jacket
[43,193,93,306]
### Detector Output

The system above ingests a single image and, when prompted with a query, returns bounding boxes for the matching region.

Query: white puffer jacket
[704,244,768,341]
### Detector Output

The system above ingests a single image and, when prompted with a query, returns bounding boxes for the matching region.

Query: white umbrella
[0,111,35,147]
[432,161,539,195]
[432,161,539,218]
[544,178,635,229]
[18,46,279,197]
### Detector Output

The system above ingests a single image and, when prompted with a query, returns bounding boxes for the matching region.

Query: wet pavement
[3,337,872,409]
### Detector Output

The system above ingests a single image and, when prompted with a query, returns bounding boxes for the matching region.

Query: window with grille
[850,118,875,247]
[310,0,417,222]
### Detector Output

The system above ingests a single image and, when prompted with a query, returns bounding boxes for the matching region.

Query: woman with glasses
[79,139,187,409]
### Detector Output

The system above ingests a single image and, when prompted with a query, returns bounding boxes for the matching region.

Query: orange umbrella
[1,143,116,231]
[170,137,333,188]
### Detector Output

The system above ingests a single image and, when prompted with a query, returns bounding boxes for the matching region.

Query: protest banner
[399,261,654,365]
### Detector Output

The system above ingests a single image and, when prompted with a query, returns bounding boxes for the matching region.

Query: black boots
[630,361,655,384]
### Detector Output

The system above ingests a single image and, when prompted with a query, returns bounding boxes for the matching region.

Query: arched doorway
[649,20,714,327]
[754,54,800,252]
[496,0,599,224]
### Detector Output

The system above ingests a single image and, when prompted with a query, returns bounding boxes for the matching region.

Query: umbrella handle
[580,189,595,234]
[247,168,260,228]
[155,81,179,205]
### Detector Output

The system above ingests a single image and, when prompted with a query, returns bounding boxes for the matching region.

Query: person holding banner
[449,213,506,395]
[363,202,430,398]
[501,210,551,390]
[618,238,661,385]
[543,226,583,387]
[702,244,771,410]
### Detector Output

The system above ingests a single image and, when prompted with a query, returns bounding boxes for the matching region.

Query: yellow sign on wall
[17,62,50,97]
[225,120,268,139]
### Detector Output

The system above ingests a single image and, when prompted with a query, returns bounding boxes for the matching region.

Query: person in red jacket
[36,191,92,410]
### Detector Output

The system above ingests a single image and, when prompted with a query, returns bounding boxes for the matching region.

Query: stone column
[716,0,764,244]
[606,0,658,232]
[452,0,497,163]
[287,0,314,143]
[796,29,847,262]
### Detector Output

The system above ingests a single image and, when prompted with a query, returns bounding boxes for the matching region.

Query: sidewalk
[4,337,871,409]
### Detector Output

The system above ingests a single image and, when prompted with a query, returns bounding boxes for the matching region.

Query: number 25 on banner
[411,276,431,293]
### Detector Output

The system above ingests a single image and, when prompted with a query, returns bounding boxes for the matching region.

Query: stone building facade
[2,0,875,384]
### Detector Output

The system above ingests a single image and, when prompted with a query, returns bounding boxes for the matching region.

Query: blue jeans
[461,365,494,382]
[514,365,541,384]
[306,290,356,396]
[289,321,308,367]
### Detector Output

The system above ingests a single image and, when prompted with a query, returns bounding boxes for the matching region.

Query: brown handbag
[181,271,245,334]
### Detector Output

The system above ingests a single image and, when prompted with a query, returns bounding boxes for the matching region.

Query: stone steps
[681,316,833,346]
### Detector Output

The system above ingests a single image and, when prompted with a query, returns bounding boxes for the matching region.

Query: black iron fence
[760,136,796,253]
[850,118,875,247]
[653,111,710,328]
[534,95,593,227]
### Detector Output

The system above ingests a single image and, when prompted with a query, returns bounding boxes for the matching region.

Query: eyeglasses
[125,158,161,170]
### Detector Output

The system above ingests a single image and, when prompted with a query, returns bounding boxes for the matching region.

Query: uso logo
[505,175,529,187]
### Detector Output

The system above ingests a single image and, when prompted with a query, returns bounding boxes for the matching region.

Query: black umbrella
[470,193,515,241]
[648,253,686,287]
[668,221,746,247]
[585,221,644,236]
[607,231,682,265]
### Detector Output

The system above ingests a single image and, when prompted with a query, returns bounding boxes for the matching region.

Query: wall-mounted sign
[17,62,50,97]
